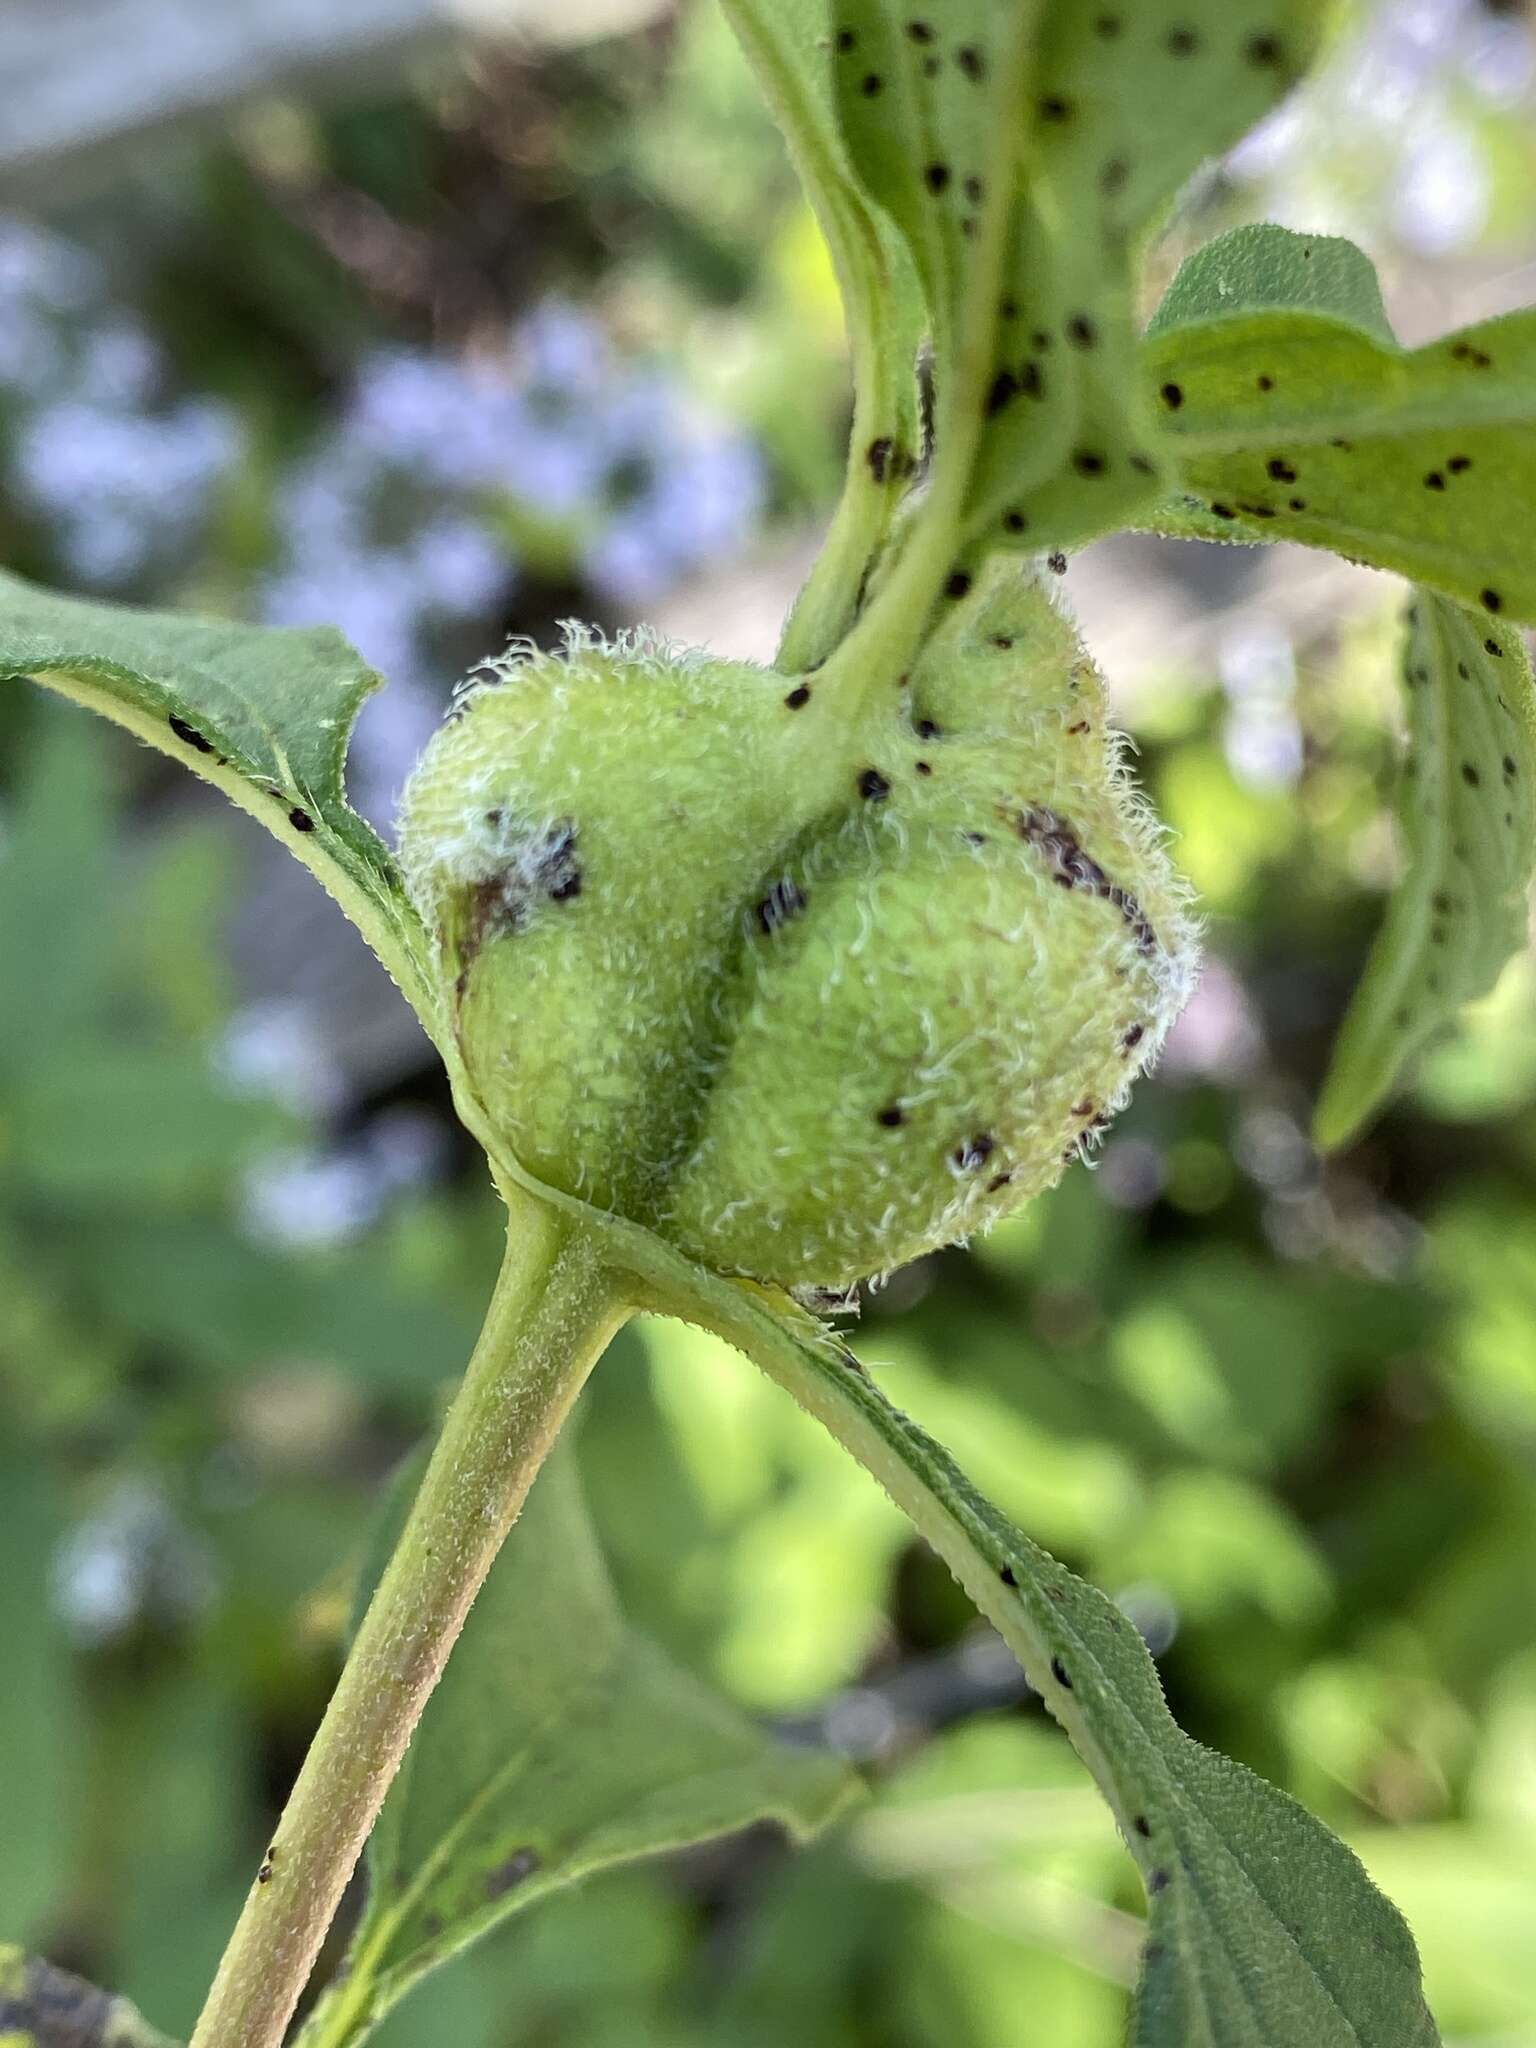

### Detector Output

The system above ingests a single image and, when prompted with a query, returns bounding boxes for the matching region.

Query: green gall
[400,577,1198,1288]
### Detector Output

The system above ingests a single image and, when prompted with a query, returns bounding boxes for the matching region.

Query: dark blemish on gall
[906,18,934,39]
[962,830,987,846]
[1000,296,1019,320]
[1448,455,1471,473]
[991,635,1013,650]
[1148,1868,1171,1894]
[1504,755,1518,777]
[876,1103,906,1128]
[1073,449,1107,477]
[858,768,892,800]
[1018,359,1044,399]
[1047,551,1068,574]
[1051,1656,1073,1690]
[924,163,951,194]
[1451,340,1493,369]
[1004,508,1027,534]
[1486,638,1503,656]
[1067,313,1097,349]
[1160,382,1184,410]
[1167,25,1199,53]
[485,1847,541,1899]
[1266,457,1297,483]
[1210,502,1237,520]
[922,52,940,75]
[861,73,882,95]
[1123,1023,1146,1050]
[867,436,894,482]
[784,684,812,708]
[289,807,315,832]
[1031,329,1052,352]
[959,216,978,239]
[1039,94,1072,121]
[946,569,973,598]
[1245,31,1285,66]
[1257,374,1275,392]
[987,1170,1013,1192]
[915,759,933,775]
[999,1564,1018,1586]
[835,27,855,51]
[965,175,985,205]
[1289,497,1307,512]
[757,884,806,937]
[957,45,986,80]
[1457,661,1470,679]
[986,369,1020,417]
[1482,588,1503,613]
[257,1861,273,1885]
[954,1134,996,1171]
[1129,453,1155,476]
[1018,806,1158,952]
[914,717,940,738]
[1101,158,1129,196]
[1071,1100,1096,1118]
[1094,13,1122,36]
[169,714,214,754]
[1462,763,1480,786]
[1134,1815,1152,1838]
[1425,471,1445,490]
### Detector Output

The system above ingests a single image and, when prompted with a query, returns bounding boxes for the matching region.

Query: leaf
[826,2,1323,554]
[0,570,438,1037]
[298,1443,854,2048]
[1315,592,1536,1150]
[720,0,925,669]
[0,1946,175,2048]
[1143,224,1536,623]
[577,1198,1442,2048]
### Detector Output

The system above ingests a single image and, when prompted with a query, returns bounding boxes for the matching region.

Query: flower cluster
[0,218,237,589]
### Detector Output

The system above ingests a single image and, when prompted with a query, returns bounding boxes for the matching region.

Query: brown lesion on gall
[454,821,584,997]
[1013,804,1159,953]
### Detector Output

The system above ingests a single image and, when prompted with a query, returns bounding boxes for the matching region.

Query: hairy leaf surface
[1146,225,1536,622]
[1316,594,1536,1149]
[827,3,1322,553]
[298,1445,853,2048]
[0,1946,175,2048]
[720,0,925,667]
[0,571,436,1034]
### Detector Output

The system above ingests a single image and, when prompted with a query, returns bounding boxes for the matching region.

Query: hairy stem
[188,1190,628,2048]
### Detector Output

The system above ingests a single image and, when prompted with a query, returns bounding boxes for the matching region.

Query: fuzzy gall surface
[400,576,1198,1287]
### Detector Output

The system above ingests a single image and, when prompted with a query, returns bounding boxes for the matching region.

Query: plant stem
[188,1189,628,2048]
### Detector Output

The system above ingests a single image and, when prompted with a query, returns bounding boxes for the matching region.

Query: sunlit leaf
[1145,225,1536,623]
[297,1444,854,2048]
[0,1945,175,2048]
[601,1212,1442,2048]
[0,571,437,1035]
[1315,593,1536,1150]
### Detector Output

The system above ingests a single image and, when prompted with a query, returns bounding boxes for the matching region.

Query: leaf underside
[1315,592,1536,1149]
[0,1944,176,2048]
[823,1,1322,554]
[0,569,437,1037]
[299,1443,853,2048]
[1145,225,1536,624]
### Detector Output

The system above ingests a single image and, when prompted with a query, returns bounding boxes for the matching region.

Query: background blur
[3,1,1536,2042]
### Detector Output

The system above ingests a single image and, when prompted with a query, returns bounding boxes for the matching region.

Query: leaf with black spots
[295,1444,853,2048]
[0,571,438,1040]
[722,0,925,668]
[1145,225,1536,622]
[826,3,1323,555]
[1316,593,1536,1149]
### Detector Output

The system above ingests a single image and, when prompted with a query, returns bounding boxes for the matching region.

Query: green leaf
[298,1443,854,2048]
[0,571,438,1037]
[0,1946,175,2048]
[1315,593,1536,1150]
[720,0,925,669]
[826,3,1323,555]
[1144,225,1536,623]
[547,1179,1441,2048]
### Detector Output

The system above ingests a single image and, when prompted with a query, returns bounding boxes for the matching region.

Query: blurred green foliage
[4,3,1536,2045]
